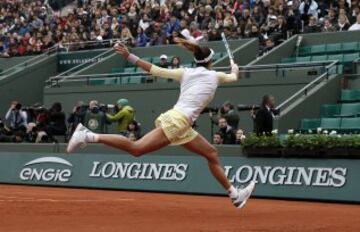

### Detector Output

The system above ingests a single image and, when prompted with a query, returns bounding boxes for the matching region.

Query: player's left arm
[217,63,240,84]
[113,42,183,81]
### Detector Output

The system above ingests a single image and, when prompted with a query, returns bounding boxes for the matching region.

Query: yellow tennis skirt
[155,109,198,145]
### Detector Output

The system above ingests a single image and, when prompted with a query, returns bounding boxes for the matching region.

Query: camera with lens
[201,107,219,114]
[237,104,260,111]
[237,104,280,116]
[0,118,4,129]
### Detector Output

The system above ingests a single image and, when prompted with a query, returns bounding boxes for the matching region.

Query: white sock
[228,185,238,198]
[85,131,99,143]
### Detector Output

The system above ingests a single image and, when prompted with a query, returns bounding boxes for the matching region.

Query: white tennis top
[150,66,238,123]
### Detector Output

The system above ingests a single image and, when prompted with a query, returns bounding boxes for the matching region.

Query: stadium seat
[326,43,342,53]
[327,54,344,62]
[336,103,360,117]
[299,46,311,56]
[123,67,136,73]
[143,57,153,63]
[311,55,327,62]
[281,57,296,63]
[340,117,360,130]
[183,63,193,68]
[104,78,117,85]
[336,64,344,74]
[89,80,105,85]
[342,53,359,63]
[300,118,321,130]
[320,104,341,117]
[342,42,359,53]
[152,56,162,65]
[128,76,144,84]
[135,68,145,73]
[119,77,129,84]
[320,118,341,130]
[112,67,123,73]
[310,44,326,55]
[341,89,360,102]
[295,56,311,63]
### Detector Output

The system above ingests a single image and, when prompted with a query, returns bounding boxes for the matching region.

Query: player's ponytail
[174,37,201,54]
[174,37,214,67]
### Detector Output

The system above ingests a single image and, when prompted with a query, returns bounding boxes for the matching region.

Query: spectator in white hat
[159,54,169,68]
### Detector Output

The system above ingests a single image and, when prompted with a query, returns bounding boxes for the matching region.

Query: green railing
[275,60,339,114]
[46,61,337,88]
[0,45,58,79]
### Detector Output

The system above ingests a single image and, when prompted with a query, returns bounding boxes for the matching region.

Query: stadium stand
[300,88,360,132]
[1,0,359,58]
[1,0,360,143]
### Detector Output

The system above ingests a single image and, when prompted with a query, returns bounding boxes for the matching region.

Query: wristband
[127,53,140,65]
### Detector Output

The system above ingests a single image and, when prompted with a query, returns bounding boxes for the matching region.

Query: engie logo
[20,157,73,182]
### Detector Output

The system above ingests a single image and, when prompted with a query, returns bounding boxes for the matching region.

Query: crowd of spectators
[209,101,246,145]
[0,101,67,143]
[0,98,141,143]
[2,0,360,58]
[0,98,248,145]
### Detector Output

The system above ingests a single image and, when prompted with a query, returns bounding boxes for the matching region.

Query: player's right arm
[114,42,183,81]
[217,63,240,84]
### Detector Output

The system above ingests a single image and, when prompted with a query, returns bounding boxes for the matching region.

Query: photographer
[84,100,108,134]
[254,95,278,136]
[67,101,86,136]
[209,101,240,130]
[106,98,135,134]
[5,101,27,132]
[46,102,67,136]
[32,103,50,125]
[0,117,12,142]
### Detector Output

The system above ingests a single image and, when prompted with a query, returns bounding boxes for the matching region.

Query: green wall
[300,30,360,46]
[0,55,58,116]
[76,39,257,75]
[0,56,36,71]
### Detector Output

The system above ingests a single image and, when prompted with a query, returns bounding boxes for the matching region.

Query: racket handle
[230,59,235,66]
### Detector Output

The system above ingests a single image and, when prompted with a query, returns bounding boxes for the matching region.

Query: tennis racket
[221,32,234,66]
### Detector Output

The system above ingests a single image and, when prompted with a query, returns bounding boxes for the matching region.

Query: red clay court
[0,184,359,232]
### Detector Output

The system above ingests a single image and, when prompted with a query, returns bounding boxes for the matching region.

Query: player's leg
[66,123,170,156]
[182,134,231,190]
[182,133,255,208]
[97,127,170,156]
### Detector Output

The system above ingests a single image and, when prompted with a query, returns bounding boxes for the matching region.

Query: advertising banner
[57,50,106,72]
[0,152,358,202]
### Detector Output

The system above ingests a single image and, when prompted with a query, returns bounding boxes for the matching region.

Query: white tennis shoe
[66,123,90,153]
[231,181,256,209]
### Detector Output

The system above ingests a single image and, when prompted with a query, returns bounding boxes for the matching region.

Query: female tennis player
[66,38,255,208]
